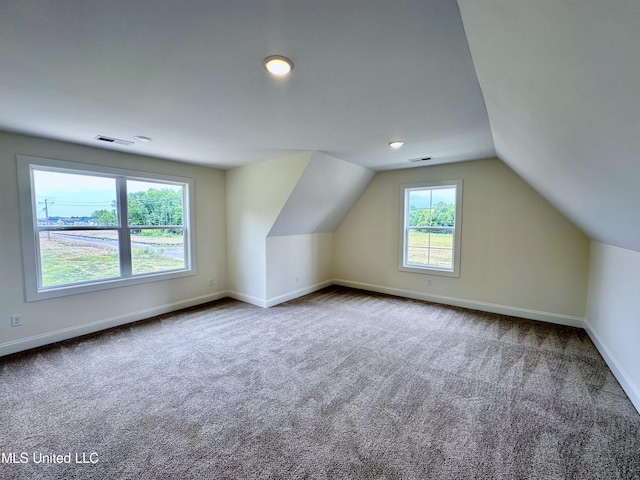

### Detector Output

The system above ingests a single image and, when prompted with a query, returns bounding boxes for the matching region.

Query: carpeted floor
[1,286,639,479]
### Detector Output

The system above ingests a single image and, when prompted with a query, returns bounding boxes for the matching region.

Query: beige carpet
[1,286,639,479]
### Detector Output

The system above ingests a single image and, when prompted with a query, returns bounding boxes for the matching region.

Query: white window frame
[399,179,462,277]
[17,155,196,301]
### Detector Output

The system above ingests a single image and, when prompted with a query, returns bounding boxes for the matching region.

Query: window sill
[27,268,195,302]
[399,264,460,278]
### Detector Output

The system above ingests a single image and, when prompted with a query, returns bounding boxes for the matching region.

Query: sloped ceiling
[0,0,494,170]
[268,152,374,237]
[3,1,639,253]
[457,0,640,253]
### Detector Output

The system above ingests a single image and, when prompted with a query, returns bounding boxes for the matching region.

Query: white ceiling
[0,0,495,170]
[457,0,640,252]
[3,1,640,253]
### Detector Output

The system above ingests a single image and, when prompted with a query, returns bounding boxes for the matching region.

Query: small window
[17,155,195,301]
[400,180,462,277]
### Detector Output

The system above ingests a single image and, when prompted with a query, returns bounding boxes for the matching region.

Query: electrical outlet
[11,315,23,327]
[208,279,213,287]
[427,279,432,287]
[295,275,299,283]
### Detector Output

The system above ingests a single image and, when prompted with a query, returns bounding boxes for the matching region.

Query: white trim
[7,280,636,418]
[266,280,334,307]
[16,155,196,302]
[399,179,463,278]
[228,280,334,308]
[0,291,227,357]
[226,291,267,308]
[584,320,640,414]
[333,279,584,327]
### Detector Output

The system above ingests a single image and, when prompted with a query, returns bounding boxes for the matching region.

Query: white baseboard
[333,279,585,328]
[266,280,333,307]
[584,321,640,414]
[226,291,267,308]
[0,280,585,356]
[228,280,334,308]
[0,291,227,357]
[1,282,331,356]
[6,280,636,417]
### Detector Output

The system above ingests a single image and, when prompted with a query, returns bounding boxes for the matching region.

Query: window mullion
[117,177,132,277]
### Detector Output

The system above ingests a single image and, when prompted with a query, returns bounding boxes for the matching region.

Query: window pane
[431,187,456,205]
[127,180,183,227]
[130,229,185,275]
[33,170,118,226]
[425,248,453,268]
[408,187,456,229]
[408,190,432,227]
[407,228,454,269]
[39,230,120,287]
[431,188,455,227]
[430,229,454,248]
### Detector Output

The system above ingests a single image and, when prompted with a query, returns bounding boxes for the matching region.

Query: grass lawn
[40,234,184,287]
[407,230,453,268]
[49,230,184,246]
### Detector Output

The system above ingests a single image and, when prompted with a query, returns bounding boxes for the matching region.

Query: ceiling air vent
[94,135,134,146]
[409,157,432,163]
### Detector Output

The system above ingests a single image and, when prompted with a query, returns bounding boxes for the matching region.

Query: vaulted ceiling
[457,0,640,253]
[1,1,638,252]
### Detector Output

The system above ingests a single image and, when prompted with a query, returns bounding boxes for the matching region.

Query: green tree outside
[127,189,183,227]
[91,188,183,233]
[409,202,455,227]
[91,209,117,226]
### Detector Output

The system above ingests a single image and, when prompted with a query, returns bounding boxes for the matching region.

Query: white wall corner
[226,290,268,308]
[584,241,640,415]
[265,280,333,308]
[584,320,640,415]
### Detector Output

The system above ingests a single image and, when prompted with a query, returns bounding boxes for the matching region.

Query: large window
[18,156,195,301]
[400,180,462,277]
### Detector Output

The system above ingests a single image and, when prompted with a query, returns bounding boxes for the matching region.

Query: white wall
[334,158,590,324]
[0,132,227,356]
[586,242,640,412]
[4,134,637,419]
[226,151,372,308]
[266,233,334,306]
[225,153,311,305]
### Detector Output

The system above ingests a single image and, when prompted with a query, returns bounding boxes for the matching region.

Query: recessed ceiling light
[388,140,405,149]
[134,136,153,143]
[264,55,294,76]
